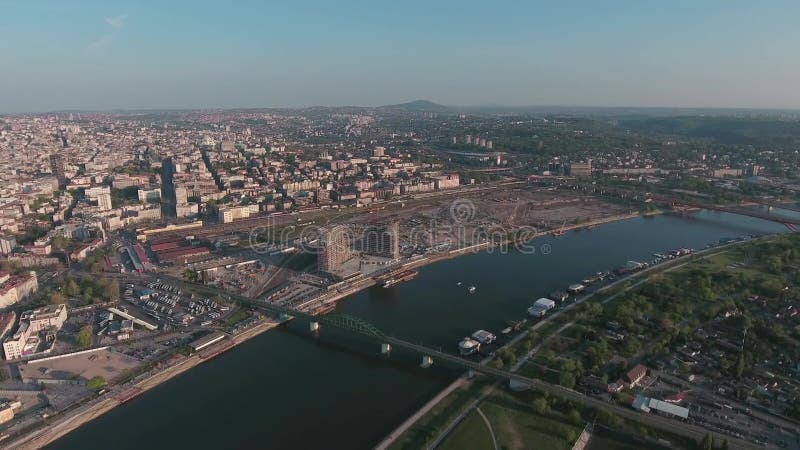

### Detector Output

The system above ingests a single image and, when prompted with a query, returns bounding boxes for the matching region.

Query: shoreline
[4,319,281,450]
[2,209,647,449]
[374,233,774,450]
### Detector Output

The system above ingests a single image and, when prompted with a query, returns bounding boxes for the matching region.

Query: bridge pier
[420,355,433,368]
[380,343,392,355]
[309,321,319,333]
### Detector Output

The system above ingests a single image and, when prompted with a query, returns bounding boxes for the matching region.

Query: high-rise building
[363,222,400,259]
[49,153,66,186]
[318,226,352,273]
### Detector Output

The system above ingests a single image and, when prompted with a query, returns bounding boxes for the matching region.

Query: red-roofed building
[664,391,686,404]
[626,364,648,388]
[156,246,210,264]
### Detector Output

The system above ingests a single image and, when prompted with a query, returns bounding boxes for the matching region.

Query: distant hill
[382,100,451,112]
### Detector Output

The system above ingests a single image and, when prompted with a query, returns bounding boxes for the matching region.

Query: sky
[2,0,800,112]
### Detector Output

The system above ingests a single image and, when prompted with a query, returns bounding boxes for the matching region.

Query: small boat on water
[468,286,476,294]
[458,337,481,355]
[471,329,497,345]
[457,282,462,286]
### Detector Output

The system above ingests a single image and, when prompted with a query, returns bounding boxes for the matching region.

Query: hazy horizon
[3,0,800,113]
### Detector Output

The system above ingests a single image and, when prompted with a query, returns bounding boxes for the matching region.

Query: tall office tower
[363,222,400,259]
[318,226,353,273]
[49,153,66,186]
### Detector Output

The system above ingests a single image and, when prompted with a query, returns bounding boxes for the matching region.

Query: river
[46,209,795,450]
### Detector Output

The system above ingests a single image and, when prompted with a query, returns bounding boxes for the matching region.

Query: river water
[46,210,795,450]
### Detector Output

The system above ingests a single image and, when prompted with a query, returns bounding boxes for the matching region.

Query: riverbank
[4,319,281,450]
[6,209,648,449]
[38,208,792,450]
[377,233,766,450]
[295,210,646,313]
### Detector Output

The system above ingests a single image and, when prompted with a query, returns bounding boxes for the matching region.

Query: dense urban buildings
[0,103,800,450]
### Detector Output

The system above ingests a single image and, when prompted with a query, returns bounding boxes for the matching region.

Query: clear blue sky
[2,0,799,112]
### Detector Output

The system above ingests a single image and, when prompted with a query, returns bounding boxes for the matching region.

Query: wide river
[47,209,796,449]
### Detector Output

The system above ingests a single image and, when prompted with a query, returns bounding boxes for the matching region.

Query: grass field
[388,381,485,450]
[439,390,581,450]
[439,411,495,450]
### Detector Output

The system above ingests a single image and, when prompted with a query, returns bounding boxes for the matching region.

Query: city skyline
[3,0,800,112]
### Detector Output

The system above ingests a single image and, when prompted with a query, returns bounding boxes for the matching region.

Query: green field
[439,390,581,450]
[388,381,486,450]
[439,411,495,450]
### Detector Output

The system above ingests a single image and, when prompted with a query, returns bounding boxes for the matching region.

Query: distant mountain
[381,100,451,112]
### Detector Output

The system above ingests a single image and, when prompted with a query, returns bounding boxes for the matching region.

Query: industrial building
[632,395,690,419]
[190,331,226,352]
[570,161,593,177]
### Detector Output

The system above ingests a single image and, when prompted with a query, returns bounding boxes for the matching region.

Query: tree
[532,397,549,415]
[87,376,106,390]
[51,235,71,250]
[76,325,93,348]
[49,291,67,304]
[104,279,120,300]
[559,370,577,389]
[64,278,80,297]
[183,269,198,282]
[596,409,623,428]
[566,408,583,426]
[736,352,745,379]
[90,262,102,273]
[698,433,715,450]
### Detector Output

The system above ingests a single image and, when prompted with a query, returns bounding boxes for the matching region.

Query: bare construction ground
[18,349,141,385]
[342,188,629,250]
